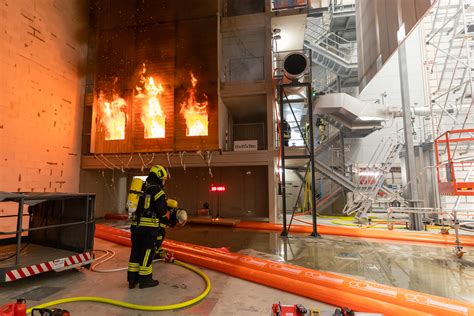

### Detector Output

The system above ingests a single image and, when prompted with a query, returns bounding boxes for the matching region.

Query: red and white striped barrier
[4,252,92,282]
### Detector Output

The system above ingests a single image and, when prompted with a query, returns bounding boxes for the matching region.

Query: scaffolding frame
[278,81,319,237]
[423,0,474,221]
[424,0,474,138]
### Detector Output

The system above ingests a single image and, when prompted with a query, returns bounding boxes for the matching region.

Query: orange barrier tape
[235,222,474,247]
[95,224,474,316]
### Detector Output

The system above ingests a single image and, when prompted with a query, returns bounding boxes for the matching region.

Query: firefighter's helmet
[150,165,168,180]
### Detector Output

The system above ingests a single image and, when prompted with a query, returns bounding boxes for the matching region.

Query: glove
[156,247,174,263]
[164,251,175,263]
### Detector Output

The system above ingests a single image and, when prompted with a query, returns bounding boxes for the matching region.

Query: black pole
[84,195,90,252]
[308,84,319,237]
[279,84,288,237]
[282,237,288,261]
[15,198,24,265]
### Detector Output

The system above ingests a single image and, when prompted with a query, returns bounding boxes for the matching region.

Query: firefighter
[154,199,188,262]
[315,116,327,144]
[127,165,168,289]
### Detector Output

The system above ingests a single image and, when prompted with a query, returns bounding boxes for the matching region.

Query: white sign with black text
[234,140,258,151]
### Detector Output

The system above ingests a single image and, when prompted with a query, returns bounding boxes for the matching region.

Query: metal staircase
[314,132,341,156]
[304,18,358,85]
[327,0,356,36]
[342,137,405,219]
[315,159,355,191]
[316,186,343,211]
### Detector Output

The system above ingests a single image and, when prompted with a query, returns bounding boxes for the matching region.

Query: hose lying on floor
[96,224,474,316]
[91,249,132,273]
[25,252,211,313]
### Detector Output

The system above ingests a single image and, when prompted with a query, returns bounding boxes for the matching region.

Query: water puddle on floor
[164,225,474,303]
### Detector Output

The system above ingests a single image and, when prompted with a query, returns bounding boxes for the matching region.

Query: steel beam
[398,42,424,231]
[279,84,288,237]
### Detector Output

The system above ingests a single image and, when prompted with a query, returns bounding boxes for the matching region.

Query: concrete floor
[290,214,474,236]
[0,238,335,315]
[159,224,474,304]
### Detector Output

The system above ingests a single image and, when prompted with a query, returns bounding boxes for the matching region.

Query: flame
[135,65,166,138]
[180,72,208,136]
[97,92,127,140]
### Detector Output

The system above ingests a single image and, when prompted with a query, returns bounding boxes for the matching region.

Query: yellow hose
[26,260,211,313]
[317,214,355,221]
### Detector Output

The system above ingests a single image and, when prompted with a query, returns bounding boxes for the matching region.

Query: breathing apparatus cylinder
[126,178,144,217]
[166,199,178,209]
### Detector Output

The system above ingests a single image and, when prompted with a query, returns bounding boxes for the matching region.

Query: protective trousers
[127,225,158,284]
[155,227,166,259]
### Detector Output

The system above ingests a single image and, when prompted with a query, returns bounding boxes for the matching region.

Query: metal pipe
[15,198,24,265]
[0,214,29,218]
[308,83,319,237]
[0,221,94,235]
[399,41,424,230]
[84,195,90,252]
[279,84,288,237]
[285,155,311,159]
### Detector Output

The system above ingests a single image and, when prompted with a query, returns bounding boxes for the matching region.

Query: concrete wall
[218,97,230,150]
[0,0,88,193]
[80,169,125,218]
[221,14,266,83]
[82,166,269,219]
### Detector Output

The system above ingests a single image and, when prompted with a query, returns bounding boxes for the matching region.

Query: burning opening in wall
[97,91,127,141]
[135,64,166,138]
[180,72,209,136]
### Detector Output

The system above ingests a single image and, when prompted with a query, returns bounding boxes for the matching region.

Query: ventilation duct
[283,52,309,81]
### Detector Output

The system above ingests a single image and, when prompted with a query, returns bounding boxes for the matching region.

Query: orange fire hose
[100,215,474,247]
[170,249,427,316]
[234,221,474,247]
[95,224,474,316]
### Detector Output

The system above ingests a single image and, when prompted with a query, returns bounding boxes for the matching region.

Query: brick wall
[0,0,88,195]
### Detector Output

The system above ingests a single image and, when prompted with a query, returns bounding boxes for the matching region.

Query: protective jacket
[128,177,167,284]
[131,181,168,228]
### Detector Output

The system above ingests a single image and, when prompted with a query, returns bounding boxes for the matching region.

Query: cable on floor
[25,249,211,313]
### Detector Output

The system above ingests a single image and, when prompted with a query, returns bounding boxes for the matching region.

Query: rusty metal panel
[356,0,434,91]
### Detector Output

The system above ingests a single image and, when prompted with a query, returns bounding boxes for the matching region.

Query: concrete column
[265,2,277,223]
[116,175,128,214]
[398,42,423,231]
